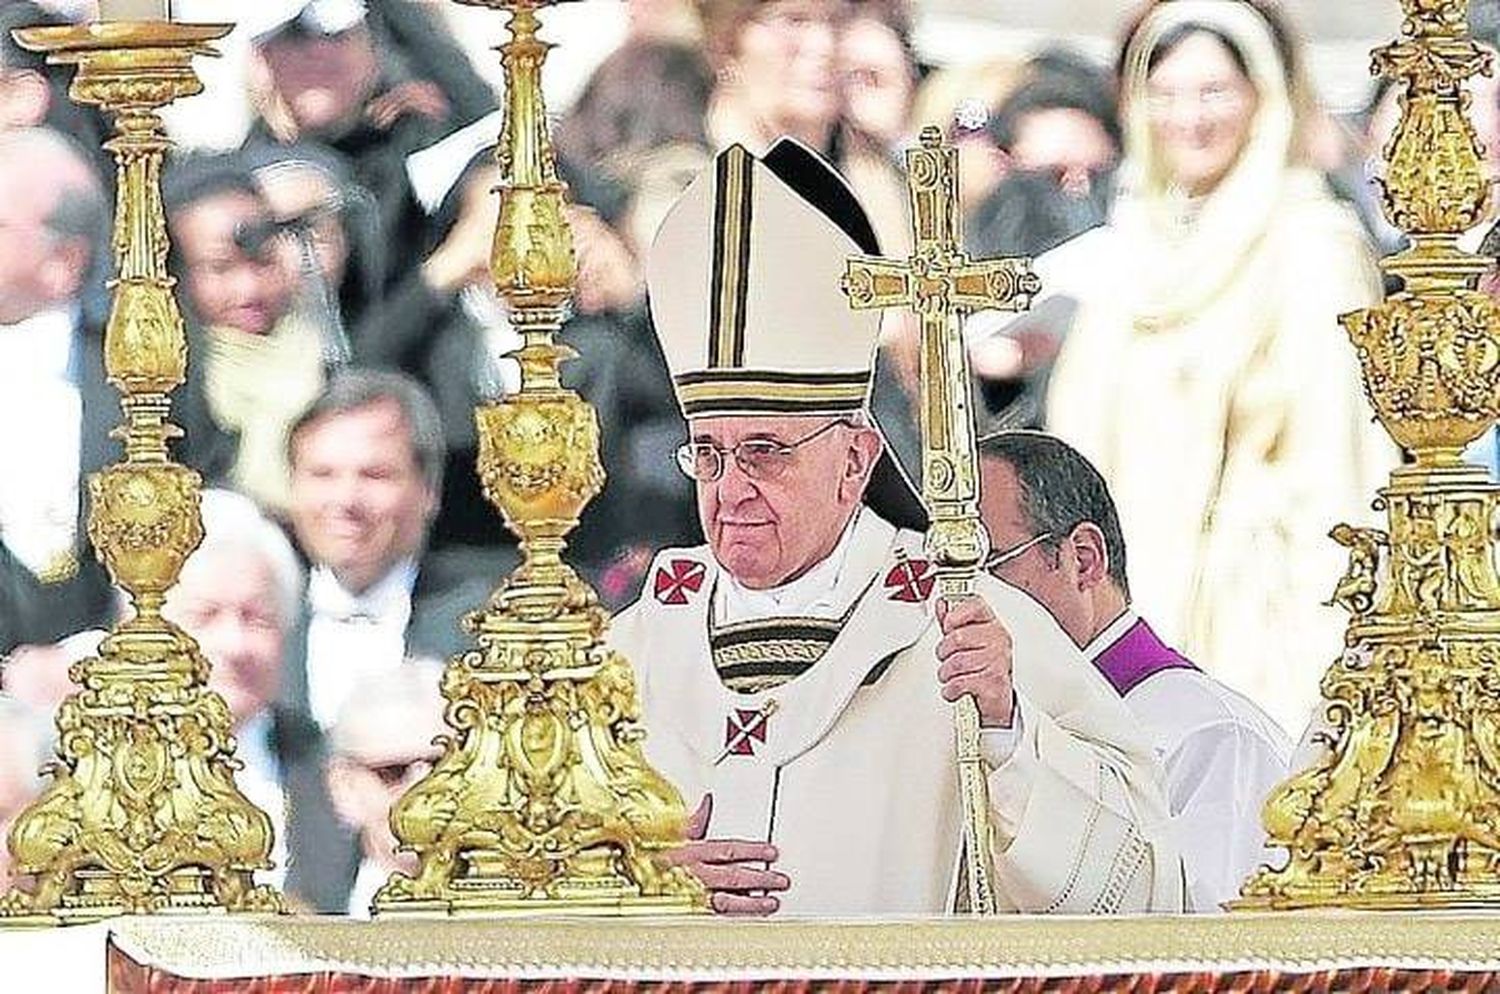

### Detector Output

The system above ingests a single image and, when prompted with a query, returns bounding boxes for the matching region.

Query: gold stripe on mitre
[709,145,754,369]
[674,370,870,417]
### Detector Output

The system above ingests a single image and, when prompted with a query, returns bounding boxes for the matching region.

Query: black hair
[988,70,1122,156]
[163,152,265,217]
[977,431,1131,598]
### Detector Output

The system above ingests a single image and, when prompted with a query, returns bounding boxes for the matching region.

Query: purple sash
[1094,619,1200,696]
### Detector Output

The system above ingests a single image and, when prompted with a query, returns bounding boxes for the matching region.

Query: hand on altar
[935,597,1016,728]
[663,795,789,916]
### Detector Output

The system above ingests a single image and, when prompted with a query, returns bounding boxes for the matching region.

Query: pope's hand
[663,795,789,916]
[935,596,1016,727]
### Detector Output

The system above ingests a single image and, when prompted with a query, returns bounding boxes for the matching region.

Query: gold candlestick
[0,20,280,925]
[1236,0,1500,910]
[372,0,703,917]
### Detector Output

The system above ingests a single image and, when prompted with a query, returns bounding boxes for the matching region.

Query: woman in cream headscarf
[1040,0,1392,735]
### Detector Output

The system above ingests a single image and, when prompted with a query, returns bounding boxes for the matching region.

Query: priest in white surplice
[976,431,1291,910]
[610,139,1185,916]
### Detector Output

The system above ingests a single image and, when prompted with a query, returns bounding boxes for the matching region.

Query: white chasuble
[610,512,1185,915]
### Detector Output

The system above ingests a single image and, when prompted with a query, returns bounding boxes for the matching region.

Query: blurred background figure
[910,55,1027,222]
[963,54,1122,431]
[243,141,386,352]
[324,662,446,917]
[0,694,50,894]
[165,153,325,514]
[243,0,491,288]
[836,0,919,252]
[553,37,716,249]
[0,3,110,181]
[700,0,845,156]
[0,128,230,652]
[159,490,316,898]
[1039,0,1392,735]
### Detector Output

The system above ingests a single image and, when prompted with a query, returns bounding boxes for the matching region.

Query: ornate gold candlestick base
[372,0,702,917]
[0,21,280,926]
[1235,0,1500,911]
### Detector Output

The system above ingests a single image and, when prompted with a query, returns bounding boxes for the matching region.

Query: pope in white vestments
[611,139,1185,916]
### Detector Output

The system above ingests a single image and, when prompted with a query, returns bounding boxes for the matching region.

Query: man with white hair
[0,127,233,652]
[614,140,1184,916]
[324,663,446,917]
[160,489,326,898]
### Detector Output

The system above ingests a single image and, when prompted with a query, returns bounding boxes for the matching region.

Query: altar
[0,913,1485,992]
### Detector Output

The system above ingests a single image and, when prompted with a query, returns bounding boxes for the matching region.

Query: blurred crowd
[0,0,1499,911]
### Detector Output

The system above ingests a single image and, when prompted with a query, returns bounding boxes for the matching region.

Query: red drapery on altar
[105,943,1500,994]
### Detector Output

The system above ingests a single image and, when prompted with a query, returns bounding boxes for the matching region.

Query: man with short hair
[162,489,320,898]
[281,368,498,910]
[977,430,1291,910]
[613,140,1183,916]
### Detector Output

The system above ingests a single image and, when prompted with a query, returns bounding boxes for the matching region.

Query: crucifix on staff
[843,125,1042,914]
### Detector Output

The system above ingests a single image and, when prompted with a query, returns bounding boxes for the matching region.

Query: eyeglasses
[983,532,1054,574]
[675,419,850,484]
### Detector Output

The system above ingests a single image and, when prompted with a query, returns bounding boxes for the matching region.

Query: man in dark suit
[0,127,234,656]
[279,367,500,911]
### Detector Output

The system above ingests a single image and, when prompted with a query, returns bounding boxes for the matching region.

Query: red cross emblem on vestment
[884,558,936,603]
[653,558,706,605]
[723,707,772,758]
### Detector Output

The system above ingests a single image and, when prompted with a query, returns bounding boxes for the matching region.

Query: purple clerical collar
[1084,611,1199,697]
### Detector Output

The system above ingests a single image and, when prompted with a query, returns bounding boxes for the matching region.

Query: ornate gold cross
[843,125,1041,915]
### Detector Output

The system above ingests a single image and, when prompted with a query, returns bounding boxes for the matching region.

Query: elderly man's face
[289,399,435,594]
[692,414,878,589]
[0,165,84,324]
[164,543,286,727]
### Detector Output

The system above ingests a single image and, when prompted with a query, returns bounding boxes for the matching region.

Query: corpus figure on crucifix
[609,137,1184,916]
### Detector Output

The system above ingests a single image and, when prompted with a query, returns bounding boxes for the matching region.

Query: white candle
[98,0,170,20]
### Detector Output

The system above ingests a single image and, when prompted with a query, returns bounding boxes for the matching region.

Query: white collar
[715,508,864,625]
[0,304,77,382]
[308,557,419,622]
[234,710,281,785]
[1082,608,1140,662]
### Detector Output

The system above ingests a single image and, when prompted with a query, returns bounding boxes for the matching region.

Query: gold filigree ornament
[0,20,281,926]
[1235,0,1500,910]
[371,0,703,917]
